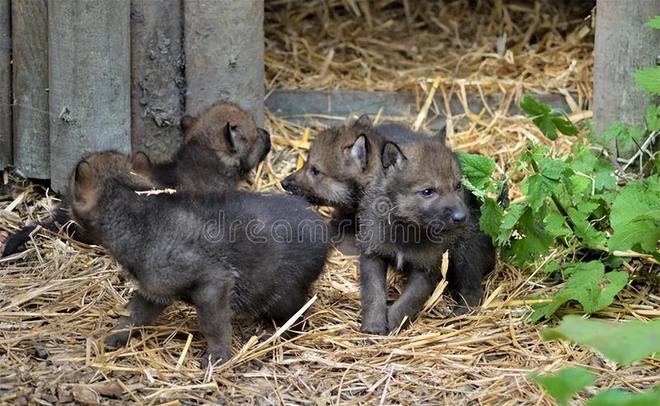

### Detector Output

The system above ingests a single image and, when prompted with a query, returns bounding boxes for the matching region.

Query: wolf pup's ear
[257,127,270,139]
[436,126,447,145]
[353,113,372,128]
[72,160,98,215]
[347,134,368,170]
[181,115,196,133]
[381,142,406,170]
[130,152,152,177]
[224,123,242,151]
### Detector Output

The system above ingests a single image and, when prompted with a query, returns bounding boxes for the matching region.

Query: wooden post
[48,0,131,193]
[12,0,49,179]
[593,0,660,157]
[0,0,11,168]
[130,0,184,163]
[184,0,265,125]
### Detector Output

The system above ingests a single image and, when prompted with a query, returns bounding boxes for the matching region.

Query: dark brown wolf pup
[69,151,328,367]
[357,139,496,334]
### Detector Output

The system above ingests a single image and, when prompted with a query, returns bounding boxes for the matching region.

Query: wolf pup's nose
[281,176,293,191]
[451,211,466,224]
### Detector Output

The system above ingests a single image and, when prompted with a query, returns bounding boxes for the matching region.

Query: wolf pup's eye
[310,166,320,176]
[455,181,463,191]
[419,188,435,198]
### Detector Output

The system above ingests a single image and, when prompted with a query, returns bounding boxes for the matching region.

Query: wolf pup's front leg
[387,268,440,332]
[105,292,168,347]
[359,253,389,335]
[193,282,234,368]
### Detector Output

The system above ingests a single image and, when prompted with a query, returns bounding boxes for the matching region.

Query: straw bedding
[1,1,657,404]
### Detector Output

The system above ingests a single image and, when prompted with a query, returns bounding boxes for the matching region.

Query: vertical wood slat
[48,0,131,193]
[184,0,265,125]
[0,0,11,168]
[593,0,660,157]
[130,0,184,163]
[12,0,49,179]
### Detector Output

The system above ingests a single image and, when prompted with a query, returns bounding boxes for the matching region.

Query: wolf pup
[2,102,271,257]
[280,115,441,254]
[357,139,496,334]
[69,151,328,367]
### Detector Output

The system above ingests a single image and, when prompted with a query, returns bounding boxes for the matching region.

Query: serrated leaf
[525,173,559,212]
[531,262,628,321]
[544,210,571,238]
[568,207,608,249]
[542,316,660,366]
[633,67,660,95]
[479,198,503,240]
[498,203,527,239]
[539,158,568,180]
[552,115,578,136]
[645,104,660,132]
[587,387,660,406]
[458,152,496,191]
[534,114,558,140]
[520,95,552,116]
[531,367,595,406]
[645,15,660,29]
[507,207,554,265]
[609,177,660,254]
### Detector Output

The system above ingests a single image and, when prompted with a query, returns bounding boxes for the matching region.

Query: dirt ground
[1,1,657,405]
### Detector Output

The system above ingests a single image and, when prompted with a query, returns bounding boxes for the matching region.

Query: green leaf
[568,144,616,192]
[479,198,503,240]
[542,315,660,365]
[645,104,660,132]
[633,67,660,95]
[609,177,660,253]
[645,15,660,29]
[531,367,595,406]
[595,122,645,152]
[544,210,571,238]
[531,262,628,321]
[497,203,527,245]
[458,152,496,191]
[520,95,552,116]
[524,173,559,212]
[552,115,578,136]
[587,387,660,406]
[534,115,558,140]
[568,205,607,249]
[507,207,554,265]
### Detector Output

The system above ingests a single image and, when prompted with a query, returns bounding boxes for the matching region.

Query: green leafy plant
[459,93,659,321]
[531,316,660,405]
[633,16,660,95]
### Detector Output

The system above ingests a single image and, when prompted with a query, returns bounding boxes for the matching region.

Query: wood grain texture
[0,0,11,168]
[12,0,49,178]
[184,0,265,125]
[593,0,660,156]
[130,0,184,163]
[48,0,131,192]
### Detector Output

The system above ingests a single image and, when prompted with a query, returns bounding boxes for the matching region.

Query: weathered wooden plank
[593,0,660,156]
[130,0,184,162]
[0,0,11,168]
[12,0,49,179]
[184,0,265,125]
[48,0,131,193]
[266,90,573,130]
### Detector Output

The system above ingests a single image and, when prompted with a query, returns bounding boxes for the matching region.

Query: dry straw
[1,1,657,404]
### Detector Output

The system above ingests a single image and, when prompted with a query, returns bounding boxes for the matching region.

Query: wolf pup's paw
[199,348,233,369]
[360,321,389,336]
[104,330,131,348]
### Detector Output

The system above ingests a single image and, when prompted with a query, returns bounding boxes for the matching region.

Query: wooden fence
[0,0,264,192]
